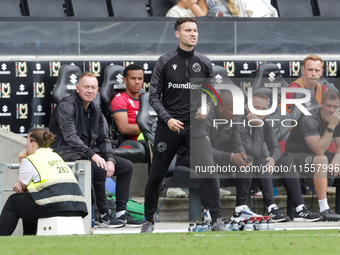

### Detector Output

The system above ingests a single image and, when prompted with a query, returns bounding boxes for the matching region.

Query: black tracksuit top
[149,46,213,125]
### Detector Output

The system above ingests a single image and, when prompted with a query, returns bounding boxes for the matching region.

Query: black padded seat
[149,0,177,16]
[111,0,148,17]
[66,0,111,17]
[213,65,238,86]
[100,64,126,126]
[112,140,146,163]
[318,76,339,92]
[315,0,340,17]
[136,92,158,163]
[52,64,100,105]
[289,89,320,122]
[0,0,22,17]
[253,63,289,89]
[100,64,145,144]
[22,0,66,17]
[275,0,315,17]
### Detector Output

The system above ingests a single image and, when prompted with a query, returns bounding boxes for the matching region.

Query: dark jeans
[61,152,133,214]
[0,193,80,236]
[214,156,254,207]
[254,156,304,208]
[144,122,221,224]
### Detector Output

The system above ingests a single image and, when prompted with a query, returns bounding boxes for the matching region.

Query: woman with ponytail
[0,128,87,236]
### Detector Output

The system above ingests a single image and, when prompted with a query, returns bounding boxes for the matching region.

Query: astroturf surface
[1,230,340,255]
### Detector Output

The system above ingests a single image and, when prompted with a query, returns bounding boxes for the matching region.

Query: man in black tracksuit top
[141,17,226,232]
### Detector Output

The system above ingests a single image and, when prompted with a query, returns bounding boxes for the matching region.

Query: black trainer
[98,210,126,228]
[118,211,143,227]
[269,206,290,222]
[320,209,340,221]
[294,206,320,222]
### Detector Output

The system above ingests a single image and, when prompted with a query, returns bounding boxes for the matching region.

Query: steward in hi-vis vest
[26,148,87,216]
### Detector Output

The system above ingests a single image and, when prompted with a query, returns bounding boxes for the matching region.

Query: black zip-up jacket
[238,115,281,162]
[149,46,213,125]
[49,93,115,161]
[204,108,246,163]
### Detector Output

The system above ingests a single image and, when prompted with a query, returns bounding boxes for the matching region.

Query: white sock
[295,204,305,212]
[235,205,245,213]
[116,210,126,218]
[268,204,277,213]
[318,199,330,213]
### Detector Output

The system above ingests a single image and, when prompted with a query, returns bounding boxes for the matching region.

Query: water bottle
[238,221,245,231]
[253,219,260,231]
[259,218,267,231]
[196,223,203,232]
[202,223,209,232]
[224,220,229,230]
[244,219,253,231]
[230,220,239,231]
[267,218,275,230]
[188,223,195,232]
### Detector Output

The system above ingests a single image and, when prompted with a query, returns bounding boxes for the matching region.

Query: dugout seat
[52,64,102,105]
[212,64,238,86]
[21,0,66,17]
[100,64,146,162]
[288,88,320,122]
[66,0,112,17]
[253,62,289,90]
[149,0,177,16]
[99,64,126,139]
[110,0,148,17]
[274,0,316,17]
[0,0,23,17]
[314,0,340,17]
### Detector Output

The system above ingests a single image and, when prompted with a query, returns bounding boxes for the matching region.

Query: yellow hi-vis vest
[26,148,87,215]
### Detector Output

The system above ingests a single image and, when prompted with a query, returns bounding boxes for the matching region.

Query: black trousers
[215,156,254,207]
[254,156,305,208]
[144,122,221,224]
[0,193,80,236]
[61,152,133,214]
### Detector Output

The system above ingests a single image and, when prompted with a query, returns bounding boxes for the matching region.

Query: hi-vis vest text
[26,148,86,212]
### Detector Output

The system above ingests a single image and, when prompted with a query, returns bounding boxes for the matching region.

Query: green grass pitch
[1,230,340,255]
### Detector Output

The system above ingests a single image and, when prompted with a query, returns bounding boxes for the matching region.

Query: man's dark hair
[123,64,144,78]
[174,17,197,31]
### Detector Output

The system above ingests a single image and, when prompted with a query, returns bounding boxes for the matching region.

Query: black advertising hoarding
[0,59,338,136]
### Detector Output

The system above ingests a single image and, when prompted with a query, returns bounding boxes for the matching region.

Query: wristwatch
[107,158,116,164]
[326,127,334,133]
